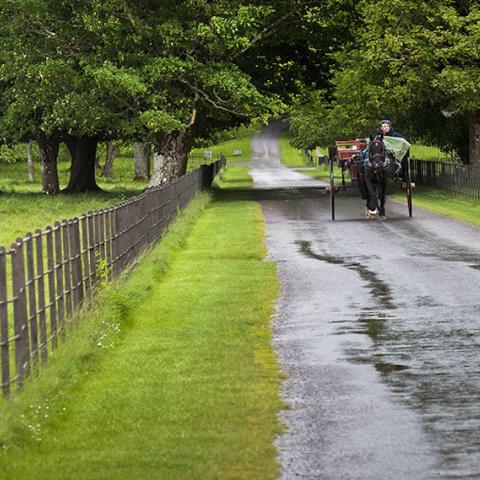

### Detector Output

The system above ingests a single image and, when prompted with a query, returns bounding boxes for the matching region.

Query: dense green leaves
[290,0,480,164]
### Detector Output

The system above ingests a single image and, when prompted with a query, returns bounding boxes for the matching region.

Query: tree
[290,0,480,164]
[133,142,151,180]
[0,0,147,193]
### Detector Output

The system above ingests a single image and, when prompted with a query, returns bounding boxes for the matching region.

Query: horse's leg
[365,169,378,212]
[379,174,387,217]
[358,166,368,200]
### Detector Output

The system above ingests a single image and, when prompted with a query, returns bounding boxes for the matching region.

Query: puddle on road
[374,361,409,374]
[296,240,396,310]
[294,240,480,477]
[358,312,387,340]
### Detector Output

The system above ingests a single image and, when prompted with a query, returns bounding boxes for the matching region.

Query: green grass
[213,165,253,190]
[410,144,451,162]
[392,186,480,225]
[191,136,252,163]
[0,155,148,247]
[278,131,309,167]
[0,185,283,479]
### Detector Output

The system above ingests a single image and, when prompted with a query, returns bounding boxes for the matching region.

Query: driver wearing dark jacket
[379,119,410,185]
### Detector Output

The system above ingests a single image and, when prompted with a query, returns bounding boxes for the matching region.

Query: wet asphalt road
[248,124,480,479]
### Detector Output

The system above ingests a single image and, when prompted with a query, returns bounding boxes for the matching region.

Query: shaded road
[248,124,480,479]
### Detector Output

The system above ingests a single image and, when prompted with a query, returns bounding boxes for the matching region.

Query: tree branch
[227,1,308,61]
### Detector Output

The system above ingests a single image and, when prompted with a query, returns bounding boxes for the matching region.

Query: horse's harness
[361,137,400,177]
[369,139,388,170]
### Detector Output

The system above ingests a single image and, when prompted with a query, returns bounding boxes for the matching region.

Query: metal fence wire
[0,159,225,397]
[410,159,480,200]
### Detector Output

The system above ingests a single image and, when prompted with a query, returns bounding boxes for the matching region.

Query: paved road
[248,124,480,479]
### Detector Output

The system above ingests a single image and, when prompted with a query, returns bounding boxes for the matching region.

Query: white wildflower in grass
[96,320,121,349]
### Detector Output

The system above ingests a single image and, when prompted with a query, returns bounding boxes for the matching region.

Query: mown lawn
[191,136,252,163]
[410,144,451,162]
[278,131,309,167]
[0,153,148,247]
[391,186,480,225]
[0,169,283,479]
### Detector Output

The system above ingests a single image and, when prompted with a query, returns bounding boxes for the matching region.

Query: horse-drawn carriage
[327,135,413,221]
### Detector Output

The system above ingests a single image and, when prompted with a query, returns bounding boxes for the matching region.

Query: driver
[379,119,410,187]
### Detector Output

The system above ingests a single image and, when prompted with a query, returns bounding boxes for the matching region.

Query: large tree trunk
[133,142,151,180]
[26,140,35,183]
[149,131,192,187]
[469,110,480,168]
[102,141,119,177]
[64,136,101,193]
[37,133,60,195]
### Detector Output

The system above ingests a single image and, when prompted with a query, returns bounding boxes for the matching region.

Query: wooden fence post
[11,240,30,387]
[62,221,72,320]
[0,246,10,396]
[114,205,123,275]
[45,226,57,349]
[25,233,39,367]
[105,209,113,279]
[87,212,97,288]
[80,215,91,298]
[35,230,48,364]
[54,222,65,341]
[70,218,83,309]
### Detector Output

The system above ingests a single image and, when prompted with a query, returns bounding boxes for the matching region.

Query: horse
[356,135,401,220]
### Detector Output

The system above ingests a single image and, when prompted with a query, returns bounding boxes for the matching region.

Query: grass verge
[213,165,254,190]
[410,144,450,162]
[0,184,283,479]
[278,131,309,167]
[391,186,480,225]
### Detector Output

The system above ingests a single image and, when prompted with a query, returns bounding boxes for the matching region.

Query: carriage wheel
[405,157,413,217]
[329,155,335,221]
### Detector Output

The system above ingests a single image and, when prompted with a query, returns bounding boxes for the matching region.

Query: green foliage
[0,144,29,164]
[0,0,287,151]
[289,1,480,162]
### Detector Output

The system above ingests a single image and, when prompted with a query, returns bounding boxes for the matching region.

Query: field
[0,148,148,248]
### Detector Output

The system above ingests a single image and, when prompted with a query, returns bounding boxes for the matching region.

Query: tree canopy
[1,0,478,190]
[289,0,480,165]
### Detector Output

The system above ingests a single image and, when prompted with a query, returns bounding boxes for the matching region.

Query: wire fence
[410,159,480,199]
[0,159,225,397]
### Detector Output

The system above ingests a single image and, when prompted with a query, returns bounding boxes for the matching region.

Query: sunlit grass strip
[191,136,252,163]
[0,189,283,479]
[279,131,309,166]
[213,165,254,190]
[410,144,451,162]
[391,186,480,225]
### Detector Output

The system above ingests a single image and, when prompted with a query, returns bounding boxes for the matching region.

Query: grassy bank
[0,175,283,479]
[410,144,450,162]
[191,136,252,163]
[392,186,480,225]
[279,131,309,167]
[213,165,254,190]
